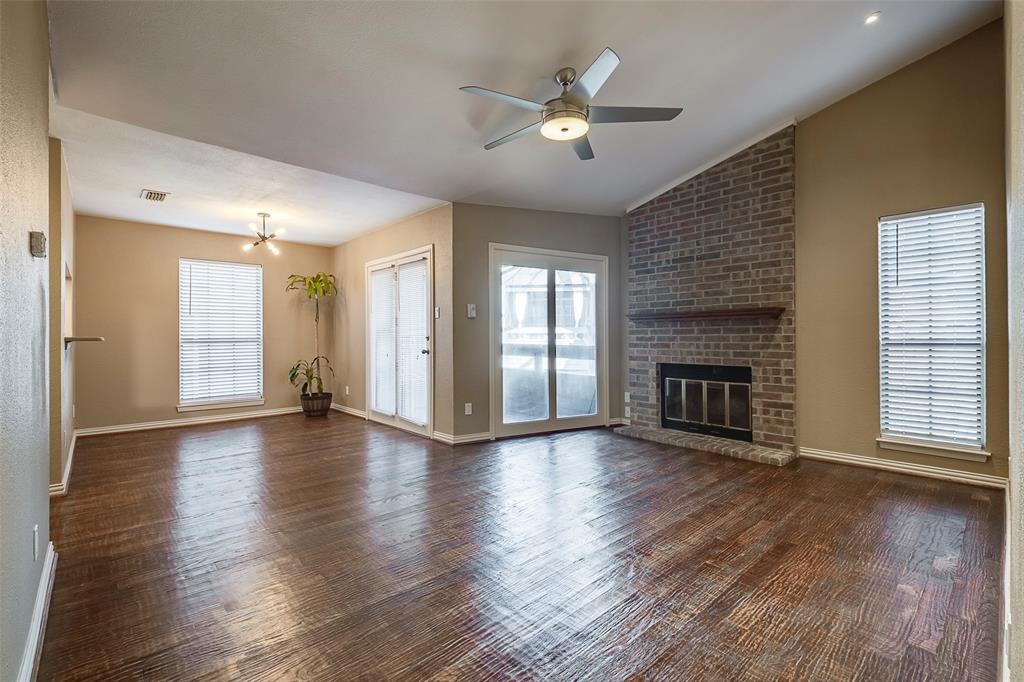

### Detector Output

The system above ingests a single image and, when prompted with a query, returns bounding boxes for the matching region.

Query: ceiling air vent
[140,189,170,202]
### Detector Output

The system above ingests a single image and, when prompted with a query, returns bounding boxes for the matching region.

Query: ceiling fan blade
[565,47,620,106]
[484,121,542,150]
[588,106,683,124]
[571,135,595,161]
[460,86,546,112]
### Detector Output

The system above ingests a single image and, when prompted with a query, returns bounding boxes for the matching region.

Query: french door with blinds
[366,245,433,436]
[490,243,608,437]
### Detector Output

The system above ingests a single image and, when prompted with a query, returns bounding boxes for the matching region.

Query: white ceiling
[49,0,1001,232]
[50,105,444,246]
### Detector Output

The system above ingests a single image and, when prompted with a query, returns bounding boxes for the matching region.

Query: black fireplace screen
[660,363,752,442]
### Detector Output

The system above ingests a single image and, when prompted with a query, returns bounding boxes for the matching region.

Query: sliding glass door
[367,246,432,436]
[491,244,608,437]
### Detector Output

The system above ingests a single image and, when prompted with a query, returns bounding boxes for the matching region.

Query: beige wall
[0,1,51,678]
[1005,1,1022,672]
[48,138,75,485]
[451,203,625,436]
[74,215,334,428]
[796,20,1008,477]
[330,204,455,435]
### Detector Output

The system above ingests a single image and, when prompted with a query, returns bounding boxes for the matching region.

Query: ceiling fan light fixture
[541,109,589,141]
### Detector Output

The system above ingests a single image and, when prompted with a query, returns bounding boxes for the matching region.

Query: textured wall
[73,216,334,428]
[625,127,796,453]
[796,21,1007,477]
[451,203,626,436]
[1005,1,1022,674]
[0,1,51,679]
[331,204,455,435]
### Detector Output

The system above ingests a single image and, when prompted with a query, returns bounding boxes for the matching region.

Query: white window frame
[177,257,265,412]
[876,203,989,461]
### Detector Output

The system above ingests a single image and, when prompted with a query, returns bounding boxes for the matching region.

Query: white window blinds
[878,204,985,448]
[369,267,396,416]
[179,259,263,406]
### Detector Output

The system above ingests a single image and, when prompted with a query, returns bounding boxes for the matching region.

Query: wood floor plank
[39,414,1003,681]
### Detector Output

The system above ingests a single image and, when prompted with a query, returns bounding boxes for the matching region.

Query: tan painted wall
[796,20,1008,477]
[0,1,51,678]
[451,203,626,436]
[330,204,455,435]
[73,215,334,428]
[1004,1,1022,673]
[48,138,75,485]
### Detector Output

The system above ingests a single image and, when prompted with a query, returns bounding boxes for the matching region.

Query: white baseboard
[48,433,77,497]
[17,541,57,682]
[1002,484,1012,681]
[608,417,631,427]
[330,403,367,419]
[75,406,303,438]
[799,447,1008,489]
[432,431,493,445]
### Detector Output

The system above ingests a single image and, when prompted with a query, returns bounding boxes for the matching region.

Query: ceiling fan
[460,47,682,161]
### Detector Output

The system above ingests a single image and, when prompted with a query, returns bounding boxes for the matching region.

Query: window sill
[876,436,990,462]
[177,397,265,413]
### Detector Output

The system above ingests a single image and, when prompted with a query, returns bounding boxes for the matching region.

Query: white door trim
[488,242,609,439]
[365,243,434,438]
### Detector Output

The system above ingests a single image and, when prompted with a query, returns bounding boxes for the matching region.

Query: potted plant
[286,272,337,417]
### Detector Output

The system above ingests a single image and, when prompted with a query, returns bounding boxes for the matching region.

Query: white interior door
[490,244,608,438]
[367,246,433,437]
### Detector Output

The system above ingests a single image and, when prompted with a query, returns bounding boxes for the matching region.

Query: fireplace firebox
[660,363,753,442]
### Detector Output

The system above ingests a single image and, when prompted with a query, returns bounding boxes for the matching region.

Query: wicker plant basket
[300,392,332,417]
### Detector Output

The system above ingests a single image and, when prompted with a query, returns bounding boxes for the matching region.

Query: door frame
[364,243,434,438]
[488,242,610,439]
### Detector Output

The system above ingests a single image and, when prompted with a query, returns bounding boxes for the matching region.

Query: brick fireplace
[618,126,796,466]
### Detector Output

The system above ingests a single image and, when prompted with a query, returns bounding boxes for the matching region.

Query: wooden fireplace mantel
[627,306,786,322]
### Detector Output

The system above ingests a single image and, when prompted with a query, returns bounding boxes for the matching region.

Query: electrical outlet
[466,303,477,319]
[464,402,473,416]
[345,385,350,396]
[434,306,440,319]
[624,406,631,418]
[624,391,630,403]
[33,524,39,562]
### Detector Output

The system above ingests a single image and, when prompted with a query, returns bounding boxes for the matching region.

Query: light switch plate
[434,306,440,319]
[464,402,473,415]
[29,231,47,258]
[467,303,477,319]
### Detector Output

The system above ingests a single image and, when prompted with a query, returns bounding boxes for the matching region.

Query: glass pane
[501,265,549,424]
[369,268,395,415]
[397,259,428,426]
[706,382,726,426]
[685,381,704,423]
[555,270,597,418]
[664,378,683,421]
[728,384,751,431]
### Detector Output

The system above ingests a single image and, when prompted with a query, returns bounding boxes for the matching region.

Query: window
[878,203,985,450]
[178,258,263,409]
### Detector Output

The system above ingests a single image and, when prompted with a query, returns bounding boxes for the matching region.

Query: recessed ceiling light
[864,12,881,25]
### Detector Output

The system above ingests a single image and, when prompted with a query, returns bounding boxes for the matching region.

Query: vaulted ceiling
[49,0,1001,241]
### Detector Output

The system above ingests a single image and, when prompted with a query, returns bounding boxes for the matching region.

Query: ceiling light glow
[864,12,880,25]
[541,110,589,141]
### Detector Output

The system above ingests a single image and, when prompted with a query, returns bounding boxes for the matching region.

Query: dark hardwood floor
[41,414,1003,680]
